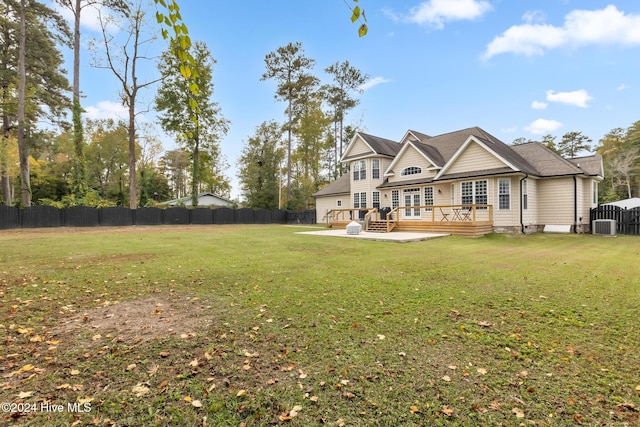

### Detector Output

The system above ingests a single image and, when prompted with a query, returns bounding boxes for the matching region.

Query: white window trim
[498,178,511,210]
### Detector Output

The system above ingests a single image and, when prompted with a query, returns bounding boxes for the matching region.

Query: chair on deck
[439,207,450,221]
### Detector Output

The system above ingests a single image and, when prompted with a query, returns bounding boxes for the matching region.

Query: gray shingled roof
[568,155,604,177]
[358,132,402,157]
[317,128,604,198]
[313,173,350,197]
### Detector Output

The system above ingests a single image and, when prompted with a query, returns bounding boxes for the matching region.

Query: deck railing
[326,205,493,230]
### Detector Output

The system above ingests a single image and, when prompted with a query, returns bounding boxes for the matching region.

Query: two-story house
[313,127,603,235]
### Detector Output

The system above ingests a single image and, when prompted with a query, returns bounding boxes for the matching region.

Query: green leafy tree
[55,0,129,198]
[323,60,368,173]
[159,149,189,198]
[138,164,171,206]
[292,95,332,207]
[557,131,592,158]
[93,1,160,208]
[1,0,71,206]
[261,42,318,205]
[84,119,130,203]
[155,40,229,206]
[238,121,285,209]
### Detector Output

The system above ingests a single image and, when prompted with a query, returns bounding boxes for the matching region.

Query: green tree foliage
[138,164,171,206]
[323,60,368,174]
[597,123,640,200]
[93,1,160,208]
[261,42,317,205]
[557,131,592,158]
[55,0,130,198]
[159,149,189,199]
[1,0,71,206]
[238,121,285,210]
[84,119,130,204]
[155,40,229,206]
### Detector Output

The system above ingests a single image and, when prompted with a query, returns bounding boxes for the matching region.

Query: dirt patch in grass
[54,294,214,344]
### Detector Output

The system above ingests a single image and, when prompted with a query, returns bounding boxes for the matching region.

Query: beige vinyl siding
[537,178,574,224]
[315,194,348,224]
[347,137,372,157]
[388,145,436,183]
[447,142,507,175]
[521,177,538,227]
[492,176,520,228]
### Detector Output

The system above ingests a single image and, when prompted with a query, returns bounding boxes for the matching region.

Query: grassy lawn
[0,225,639,426]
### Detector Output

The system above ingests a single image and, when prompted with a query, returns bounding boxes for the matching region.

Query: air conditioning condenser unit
[592,219,616,236]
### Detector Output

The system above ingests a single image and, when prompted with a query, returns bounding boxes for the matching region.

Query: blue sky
[56,1,640,198]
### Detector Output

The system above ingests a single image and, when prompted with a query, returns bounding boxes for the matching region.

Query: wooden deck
[326,205,494,237]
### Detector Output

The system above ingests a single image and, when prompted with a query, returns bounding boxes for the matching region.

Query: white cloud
[531,101,548,110]
[483,5,640,59]
[546,89,592,108]
[525,118,562,135]
[405,0,492,29]
[617,83,630,91]
[359,77,391,92]
[84,101,128,121]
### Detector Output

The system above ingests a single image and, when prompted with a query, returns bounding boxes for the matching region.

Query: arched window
[401,166,422,176]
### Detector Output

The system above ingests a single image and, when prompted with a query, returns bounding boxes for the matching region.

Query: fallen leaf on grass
[236,389,247,397]
[191,400,202,408]
[17,391,34,398]
[132,384,150,397]
[442,375,451,382]
[512,407,525,418]
[477,321,493,327]
[442,405,453,416]
[309,396,319,403]
[70,369,80,376]
[410,405,420,414]
[447,365,457,370]
[17,364,35,374]
[477,368,487,375]
[343,392,356,399]
[126,364,136,371]
[279,405,302,421]
[377,334,385,340]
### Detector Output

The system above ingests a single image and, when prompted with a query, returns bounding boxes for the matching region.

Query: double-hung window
[352,160,366,181]
[391,190,399,209]
[372,159,380,179]
[372,191,380,209]
[498,179,510,210]
[522,179,528,210]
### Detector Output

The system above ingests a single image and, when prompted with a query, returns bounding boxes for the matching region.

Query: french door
[403,188,420,218]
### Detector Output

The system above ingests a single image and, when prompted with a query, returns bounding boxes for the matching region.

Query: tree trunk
[17,0,30,207]
[1,115,10,205]
[128,95,137,208]
[71,0,86,196]
[191,124,199,207]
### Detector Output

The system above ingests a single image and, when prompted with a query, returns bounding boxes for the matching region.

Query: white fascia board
[340,133,376,163]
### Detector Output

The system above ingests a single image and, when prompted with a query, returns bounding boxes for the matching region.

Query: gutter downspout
[519,173,528,234]
[573,175,578,234]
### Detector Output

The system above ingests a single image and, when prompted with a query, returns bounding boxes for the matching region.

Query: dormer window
[401,166,422,176]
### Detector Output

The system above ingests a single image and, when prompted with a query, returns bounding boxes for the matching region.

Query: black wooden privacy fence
[590,205,640,235]
[0,206,316,230]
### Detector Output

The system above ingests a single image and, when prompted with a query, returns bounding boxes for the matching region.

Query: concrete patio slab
[295,228,449,242]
